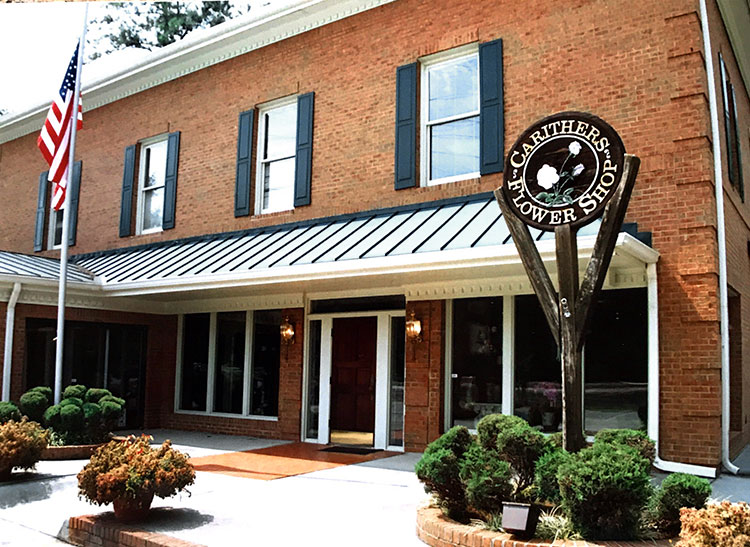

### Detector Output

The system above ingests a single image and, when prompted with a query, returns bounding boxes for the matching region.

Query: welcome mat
[189,442,395,480]
[320,446,381,455]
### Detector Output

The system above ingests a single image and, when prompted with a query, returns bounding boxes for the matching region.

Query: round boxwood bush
[459,442,513,516]
[415,426,473,521]
[0,401,22,424]
[62,384,87,400]
[27,386,52,406]
[557,443,652,540]
[594,429,655,467]
[98,395,125,407]
[19,391,49,423]
[60,404,84,431]
[648,472,711,536]
[495,418,550,493]
[59,397,83,408]
[82,402,102,423]
[476,413,527,453]
[534,448,571,505]
[99,400,123,422]
[84,388,111,404]
[43,404,62,429]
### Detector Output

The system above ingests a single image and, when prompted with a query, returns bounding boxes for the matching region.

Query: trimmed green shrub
[28,386,52,406]
[19,391,48,422]
[99,400,123,422]
[82,402,102,423]
[476,414,527,452]
[59,397,83,408]
[648,472,711,536]
[534,448,571,505]
[495,419,549,492]
[59,404,84,431]
[415,426,473,521]
[43,405,62,429]
[98,395,125,407]
[84,388,111,404]
[62,384,87,400]
[548,432,563,449]
[557,443,652,540]
[459,442,513,516]
[594,429,655,467]
[0,401,22,424]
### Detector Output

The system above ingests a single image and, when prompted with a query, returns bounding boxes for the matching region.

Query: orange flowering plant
[77,435,195,506]
[0,418,49,478]
[677,500,750,547]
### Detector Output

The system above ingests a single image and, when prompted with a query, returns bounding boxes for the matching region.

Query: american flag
[37,43,83,211]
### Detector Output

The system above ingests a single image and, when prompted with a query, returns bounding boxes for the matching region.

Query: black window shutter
[67,161,82,246]
[394,63,417,190]
[119,145,136,238]
[235,110,255,217]
[294,92,314,207]
[479,38,504,175]
[163,131,181,229]
[731,85,744,201]
[34,171,49,252]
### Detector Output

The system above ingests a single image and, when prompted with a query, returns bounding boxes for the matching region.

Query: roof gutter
[2,282,22,401]
[699,0,739,476]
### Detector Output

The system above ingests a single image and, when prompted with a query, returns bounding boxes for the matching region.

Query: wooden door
[330,317,377,433]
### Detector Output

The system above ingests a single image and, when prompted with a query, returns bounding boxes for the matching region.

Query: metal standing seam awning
[0,192,659,300]
[0,250,94,285]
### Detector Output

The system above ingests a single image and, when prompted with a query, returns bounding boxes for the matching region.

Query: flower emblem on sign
[536,141,586,206]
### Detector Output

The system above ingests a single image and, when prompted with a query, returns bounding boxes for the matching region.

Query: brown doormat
[189,442,397,480]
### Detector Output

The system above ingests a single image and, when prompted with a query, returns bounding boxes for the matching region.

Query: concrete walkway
[1,430,749,546]
[0,430,429,546]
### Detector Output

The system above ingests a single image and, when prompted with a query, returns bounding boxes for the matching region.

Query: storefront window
[213,312,246,414]
[251,310,281,416]
[180,313,210,411]
[450,297,503,429]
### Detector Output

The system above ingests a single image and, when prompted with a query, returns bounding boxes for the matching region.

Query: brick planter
[416,506,675,547]
[69,514,203,547]
[40,443,103,460]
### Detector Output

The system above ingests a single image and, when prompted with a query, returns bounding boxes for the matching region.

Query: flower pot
[501,501,540,539]
[112,492,154,522]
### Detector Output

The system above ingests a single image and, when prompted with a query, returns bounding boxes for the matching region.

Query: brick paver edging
[416,506,675,547]
[69,514,205,547]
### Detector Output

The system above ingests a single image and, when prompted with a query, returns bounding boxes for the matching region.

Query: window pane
[306,320,322,439]
[213,312,246,414]
[251,310,281,416]
[584,289,648,434]
[428,55,478,121]
[143,140,167,189]
[451,297,503,429]
[53,209,63,247]
[143,187,164,231]
[264,103,297,160]
[430,116,479,180]
[514,295,561,431]
[389,316,405,447]
[180,313,210,411]
[262,157,295,213]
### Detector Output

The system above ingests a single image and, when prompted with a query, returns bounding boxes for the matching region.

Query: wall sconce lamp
[405,310,422,343]
[280,316,295,345]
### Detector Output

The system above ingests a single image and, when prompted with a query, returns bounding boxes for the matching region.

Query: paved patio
[1,430,749,546]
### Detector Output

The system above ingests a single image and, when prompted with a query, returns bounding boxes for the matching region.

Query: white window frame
[135,134,169,235]
[255,96,297,215]
[420,44,480,187]
[174,310,279,421]
[47,203,64,250]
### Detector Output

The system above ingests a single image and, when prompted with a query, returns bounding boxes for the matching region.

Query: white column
[318,317,332,444]
[502,296,515,415]
[374,313,390,449]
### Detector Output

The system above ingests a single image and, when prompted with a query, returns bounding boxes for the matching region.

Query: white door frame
[303,310,405,451]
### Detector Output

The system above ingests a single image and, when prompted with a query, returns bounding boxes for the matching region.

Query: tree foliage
[91,2,250,59]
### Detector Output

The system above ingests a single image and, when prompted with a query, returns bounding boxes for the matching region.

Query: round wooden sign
[502,111,625,231]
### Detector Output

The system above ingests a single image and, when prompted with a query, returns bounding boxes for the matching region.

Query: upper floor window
[137,135,168,234]
[34,161,81,253]
[256,99,298,214]
[48,204,64,250]
[421,48,480,185]
[719,53,745,201]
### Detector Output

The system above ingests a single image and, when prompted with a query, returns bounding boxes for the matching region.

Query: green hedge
[648,472,711,536]
[459,442,512,516]
[0,401,21,424]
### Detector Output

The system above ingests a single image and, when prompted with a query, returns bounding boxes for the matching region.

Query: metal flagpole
[54,3,89,405]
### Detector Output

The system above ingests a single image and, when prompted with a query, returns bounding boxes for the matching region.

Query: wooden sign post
[495,112,640,452]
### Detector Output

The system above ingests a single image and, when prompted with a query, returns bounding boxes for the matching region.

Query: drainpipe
[698,0,739,475]
[648,264,717,478]
[2,282,22,402]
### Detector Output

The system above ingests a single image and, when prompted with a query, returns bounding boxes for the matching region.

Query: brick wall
[404,300,443,451]
[0,0,748,464]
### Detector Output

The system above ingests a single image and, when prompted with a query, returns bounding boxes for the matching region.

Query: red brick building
[0,0,748,476]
